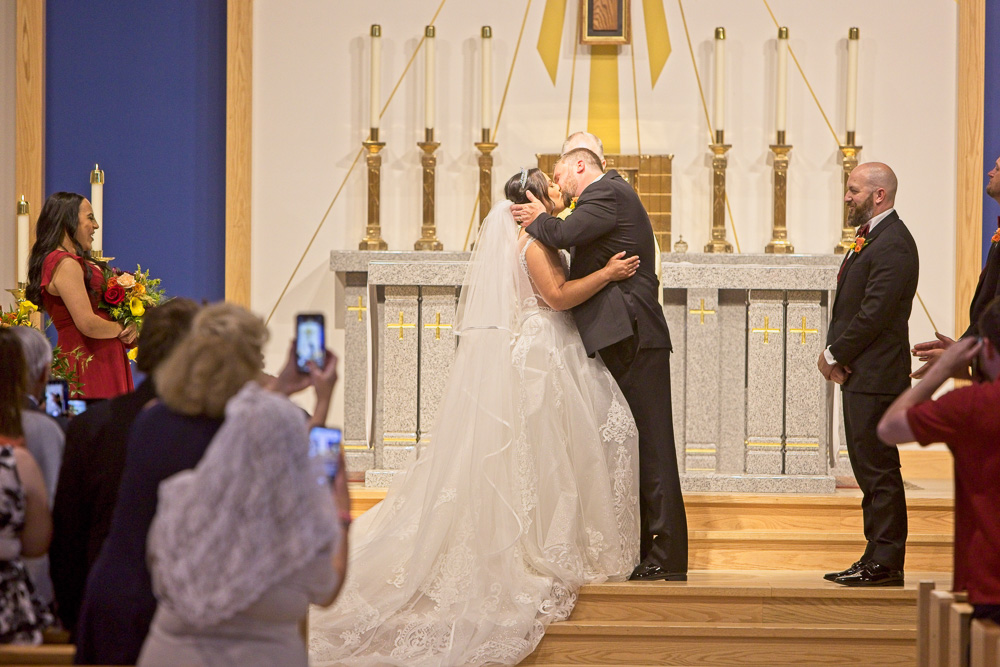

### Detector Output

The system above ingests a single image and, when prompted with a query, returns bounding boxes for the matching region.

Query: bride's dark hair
[504,168,554,214]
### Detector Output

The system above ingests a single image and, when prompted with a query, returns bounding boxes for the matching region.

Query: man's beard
[562,191,573,210]
[847,193,875,228]
[987,177,1000,199]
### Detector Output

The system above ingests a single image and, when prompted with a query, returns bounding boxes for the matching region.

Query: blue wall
[45,0,227,303]
[985,0,1000,261]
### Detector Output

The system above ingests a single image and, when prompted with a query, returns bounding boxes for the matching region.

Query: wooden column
[15,0,44,245]
[226,0,253,306]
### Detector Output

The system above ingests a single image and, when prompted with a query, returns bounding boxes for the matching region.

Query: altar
[331,251,852,493]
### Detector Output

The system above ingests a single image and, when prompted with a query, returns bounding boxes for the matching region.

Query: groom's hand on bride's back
[512,191,546,226]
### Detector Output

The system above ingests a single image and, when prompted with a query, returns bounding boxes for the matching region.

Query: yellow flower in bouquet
[127,347,139,361]
[132,283,146,295]
[18,300,37,319]
[129,296,145,317]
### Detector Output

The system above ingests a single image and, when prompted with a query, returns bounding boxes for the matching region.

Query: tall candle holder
[359,130,388,251]
[414,129,443,250]
[6,282,26,303]
[704,132,733,253]
[766,131,794,254]
[474,129,497,232]
[835,132,861,254]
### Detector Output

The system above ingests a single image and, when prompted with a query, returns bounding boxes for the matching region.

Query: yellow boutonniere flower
[853,236,866,253]
[992,227,1000,243]
[18,300,38,318]
[127,347,139,361]
[129,296,145,317]
[569,197,578,211]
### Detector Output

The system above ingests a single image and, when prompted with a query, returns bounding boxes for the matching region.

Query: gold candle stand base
[704,142,734,254]
[765,143,795,254]
[414,139,443,251]
[6,281,26,302]
[835,142,862,254]
[474,141,498,235]
[359,139,389,251]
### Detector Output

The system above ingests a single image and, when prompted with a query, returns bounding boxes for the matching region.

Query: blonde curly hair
[155,303,268,418]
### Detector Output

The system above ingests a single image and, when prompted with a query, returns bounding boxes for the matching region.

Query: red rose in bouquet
[104,283,127,306]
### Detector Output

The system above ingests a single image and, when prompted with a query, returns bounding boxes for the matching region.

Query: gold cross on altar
[750,316,781,344]
[689,298,716,325]
[788,316,819,345]
[347,295,367,322]
[387,312,415,340]
[423,312,452,340]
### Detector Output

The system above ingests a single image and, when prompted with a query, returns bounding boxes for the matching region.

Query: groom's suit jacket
[526,170,671,356]
[964,220,1000,338]
[826,210,918,395]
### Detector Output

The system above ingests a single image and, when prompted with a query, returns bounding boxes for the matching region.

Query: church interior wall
[253,0,959,425]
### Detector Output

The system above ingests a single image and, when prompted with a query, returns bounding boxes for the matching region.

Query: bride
[309,168,641,666]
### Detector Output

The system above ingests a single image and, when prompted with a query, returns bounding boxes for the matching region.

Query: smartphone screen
[309,426,342,482]
[44,380,69,418]
[296,313,326,374]
[67,399,88,417]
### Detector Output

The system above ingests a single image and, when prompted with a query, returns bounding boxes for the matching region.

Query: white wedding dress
[309,201,640,666]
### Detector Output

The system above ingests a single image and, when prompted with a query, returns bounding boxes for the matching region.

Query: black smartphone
[309,426,342,482]
[295,313,326,373]
[44,379,69,418]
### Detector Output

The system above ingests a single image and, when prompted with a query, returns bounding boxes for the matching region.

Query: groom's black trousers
[600,339,688,573]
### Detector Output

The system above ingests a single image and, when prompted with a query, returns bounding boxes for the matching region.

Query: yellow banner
[642,0,671,87]
[588,45,620,153]
[537,0,567,84]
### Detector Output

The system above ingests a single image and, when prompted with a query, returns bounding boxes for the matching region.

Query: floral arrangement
[1,299,91,396]
[0,298,38,327]
[852,236,867,254]
[99,264,165,331]
[992,226,1000,244]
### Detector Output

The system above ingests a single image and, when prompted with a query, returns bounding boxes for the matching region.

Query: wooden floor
[351,479,954,665]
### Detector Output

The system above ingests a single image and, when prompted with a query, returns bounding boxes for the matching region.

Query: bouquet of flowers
[99,264,165,332]
[1,297,91,395]
[0,298,38,327]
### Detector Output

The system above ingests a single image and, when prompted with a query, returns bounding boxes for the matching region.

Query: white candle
[846,27,859,134]
[713,27,725,134]
[776,27,788,135]
[481,26,492,132]
[16,197,29,284]
[90,164,104,253]
[370,25,382,131]
[425,26,435,131]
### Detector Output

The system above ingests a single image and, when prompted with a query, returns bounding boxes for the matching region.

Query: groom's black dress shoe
[834,561,904,587]
[824,560,865,582]
[629,562,687,581]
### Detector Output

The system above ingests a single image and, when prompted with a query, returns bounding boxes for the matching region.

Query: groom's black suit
[828,210,918,571]
[526,170,688,573]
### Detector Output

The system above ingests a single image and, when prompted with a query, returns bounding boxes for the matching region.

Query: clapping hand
[910,332,955,379]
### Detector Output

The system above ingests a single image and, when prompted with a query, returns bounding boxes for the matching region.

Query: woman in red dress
[25,192,136,400]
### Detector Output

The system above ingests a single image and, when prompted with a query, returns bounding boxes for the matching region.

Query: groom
[512,141,688,581]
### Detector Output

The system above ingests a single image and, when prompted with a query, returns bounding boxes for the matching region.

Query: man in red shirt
[877,297,1000,624]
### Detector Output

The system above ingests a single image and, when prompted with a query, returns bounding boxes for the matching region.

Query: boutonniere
[853,236,866,253]
[569,197,578,211]
[992,226,1000,243]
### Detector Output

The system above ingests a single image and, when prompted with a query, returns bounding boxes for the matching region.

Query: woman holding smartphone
[25,192,136,399]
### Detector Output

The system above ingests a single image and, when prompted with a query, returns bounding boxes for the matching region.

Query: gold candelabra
[835,131,862,254]
[474,129,497,236]
[766,131,794,254]
[359,129,388,250]
[704,130,733,253]
[414,129,443,250]
[6,281,26,303]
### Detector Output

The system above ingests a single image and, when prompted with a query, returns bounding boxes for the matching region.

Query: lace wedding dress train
[309,202,640,666]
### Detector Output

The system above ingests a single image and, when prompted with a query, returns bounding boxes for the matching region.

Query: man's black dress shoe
[824,560,865,582]
[834,561,904,587]
[629,562,687,581]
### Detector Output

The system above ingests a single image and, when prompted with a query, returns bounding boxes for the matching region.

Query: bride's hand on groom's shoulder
[512,191,545,226]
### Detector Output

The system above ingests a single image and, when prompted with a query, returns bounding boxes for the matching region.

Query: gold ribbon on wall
[537,0,671,153]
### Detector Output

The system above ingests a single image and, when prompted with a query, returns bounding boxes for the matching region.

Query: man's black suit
[526,170,687,573]
[827,210,918,571]
[964,218,1000,338]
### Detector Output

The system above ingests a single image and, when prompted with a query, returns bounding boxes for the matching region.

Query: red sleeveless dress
[41,251,134,399]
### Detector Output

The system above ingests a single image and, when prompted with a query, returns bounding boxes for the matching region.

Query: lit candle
[713,27,725,135]
[425,26,435,132]
[776,27,789,136]
[370,25,382,132]
[90,164,104,253]
[846,27,859,135]
[16,197,29,284]
[481,26,492,133]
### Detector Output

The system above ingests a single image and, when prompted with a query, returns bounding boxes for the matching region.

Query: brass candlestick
[766,132,794,254]
[414,129,443,251]
[704,134,733,253]
[6,281,26,303]
[474,129,497,234]
[835,132,861,254]
[359,129,388,251]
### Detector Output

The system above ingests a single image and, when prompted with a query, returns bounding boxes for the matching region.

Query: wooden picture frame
[580,0,631,45]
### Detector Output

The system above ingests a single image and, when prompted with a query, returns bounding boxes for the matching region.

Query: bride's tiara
[519,167,528,189]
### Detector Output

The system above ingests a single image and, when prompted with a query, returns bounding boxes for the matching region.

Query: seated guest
[137,383,349,666]
[878,296,1000,626]
[74,303,338,666]
[50,298,199,636]
[0,328,53,644]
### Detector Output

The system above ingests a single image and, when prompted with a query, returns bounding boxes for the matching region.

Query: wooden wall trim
[226,0,253,306]
[15,0,44,247]
[955,0,985,337]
